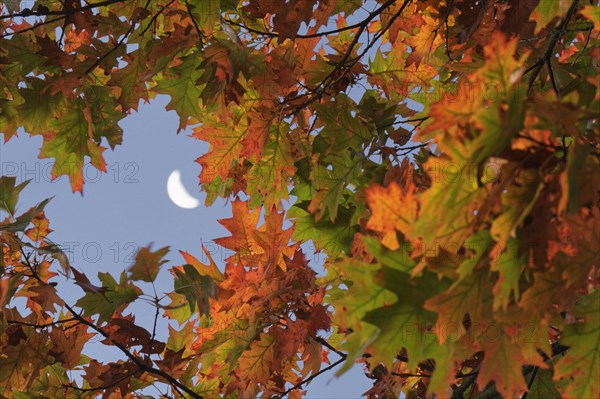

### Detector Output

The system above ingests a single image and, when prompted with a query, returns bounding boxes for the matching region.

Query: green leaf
[0,198,51,233]
[161,292,194,323]
[84,84,125,149]
[16,79,67,135]
[555,291,600,399]
[491,237,526,310]
[75,272,141,323]
[288,201,358,259]
[363,266,446,367]
[166,320,197,356]
[38,99,107,193]
[331,258,395,374]
[237,332,276,381]
[0,176,29,215]
[172,264,216,315]
[532,0,573,33]
[2,0,20,13]
[368,47,410,102]
[128,244,170,282]
[424,269,494,342]
[198,319,258,373]
[581,5,600,31]
[0,35,47,75]
[188,0,221,30]
[313,93,373,154]
[180,246,224,283]
[362,235,416,273]
[0,272,22,307]
[21,238,72,277]
[107,47,150,112]
[491,169,544,249]
[309,151,363,222]
[246,124,295,208]
[412,139,483,245]
[456,230,493,281]
[0,331,49,394]
[561,141,593,214]
[524,367,561,399]
[153,54,205,131]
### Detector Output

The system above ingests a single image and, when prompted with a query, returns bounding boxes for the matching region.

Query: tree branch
[451,365,480,399]
[314,335,346,358]
[282,0,412,117]
[222,9,393,40]
[324,0,402,83]
[520,366,539,399]
[83,0,157,74]
[18,246,204,399]
[0,15,66,39]
[546,57,560,98]
[63,368,139,393]
[7,317,79,329]
[525,0,580,93]
[0,0,126,20]
[185,0,205,43]
[275,354,347,398]
[391,372,432,378]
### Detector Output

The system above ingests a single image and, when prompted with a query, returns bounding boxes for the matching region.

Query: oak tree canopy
[1,0,599,398]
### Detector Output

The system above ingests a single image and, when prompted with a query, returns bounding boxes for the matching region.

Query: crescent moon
[167,170,200,209]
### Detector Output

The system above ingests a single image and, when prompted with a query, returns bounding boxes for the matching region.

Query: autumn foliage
[1,0,599,398]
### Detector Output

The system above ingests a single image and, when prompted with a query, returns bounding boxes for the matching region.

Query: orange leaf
[365,181,418,250]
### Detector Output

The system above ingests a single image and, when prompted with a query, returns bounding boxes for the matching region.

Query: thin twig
[275,354,347,398]
[222,10,392,40]
[521,366,539,399]
[515,133,561,149]
[526,0,580,93]
[84,0,155,74]
[546,58,560,98]
[394,141,431,157]
[61,303,202,399]
[63,368,139,393]
[184,0,204,44]
[391,372,432,378]
[377,116,431,131]
[83,24,134,74]
[330,0,398,74]
[18,247,203,399]
[139,0,176,38]
[284,0,412,117]
[0,15,66,38]
[571,26,594,65]
[314,336,345,357]
[7,317,79,329]
[451,365,480,399]
[147,282,161,361]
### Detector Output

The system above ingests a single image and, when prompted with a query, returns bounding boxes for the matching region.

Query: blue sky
[1,94,372,397]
